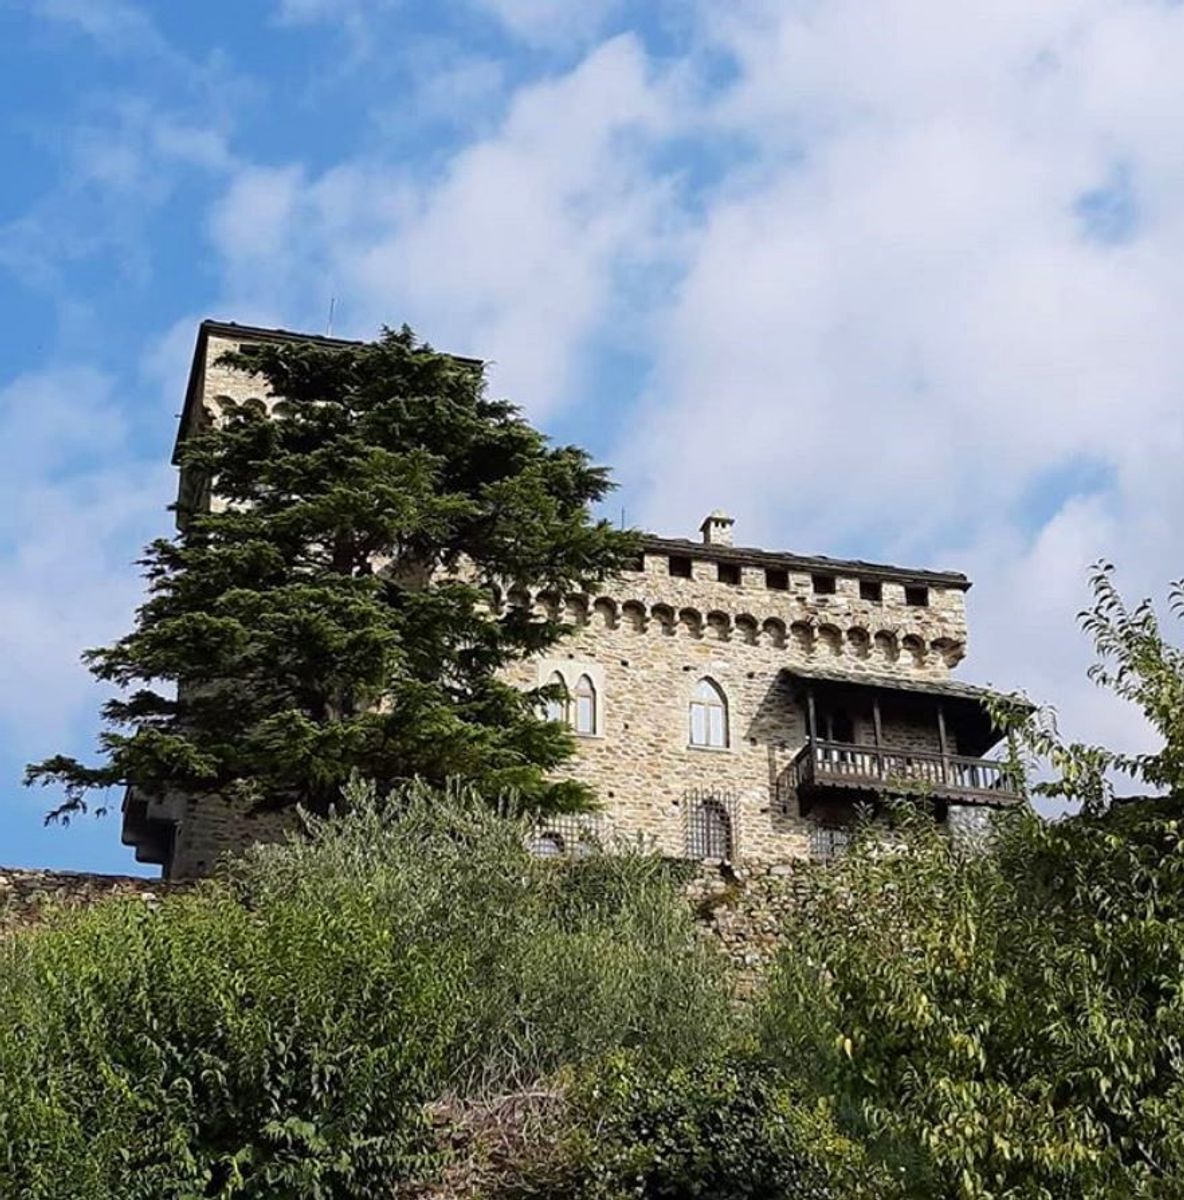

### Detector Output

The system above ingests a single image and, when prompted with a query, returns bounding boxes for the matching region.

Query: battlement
[495,523,969,681]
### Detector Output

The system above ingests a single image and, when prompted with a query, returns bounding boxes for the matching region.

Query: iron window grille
[527,813,607,858]
[685,787,738,861]
[808,825,851,862]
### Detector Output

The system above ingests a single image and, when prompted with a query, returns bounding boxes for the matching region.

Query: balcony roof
[781,665,1033,758]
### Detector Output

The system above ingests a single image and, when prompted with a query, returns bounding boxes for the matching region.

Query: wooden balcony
[791,739,1024,806]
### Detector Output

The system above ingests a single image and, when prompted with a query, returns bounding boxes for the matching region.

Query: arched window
[573,674,597,735]
[690,678,728,748]
[543,671,568,724]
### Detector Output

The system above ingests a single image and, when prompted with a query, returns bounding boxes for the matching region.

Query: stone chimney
[700,510,735,547]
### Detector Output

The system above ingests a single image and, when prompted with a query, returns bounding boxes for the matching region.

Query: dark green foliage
[754,567,1184,1199]
[0,783,727,1199]
[27,327,637,819]
[510,1053,883,1200]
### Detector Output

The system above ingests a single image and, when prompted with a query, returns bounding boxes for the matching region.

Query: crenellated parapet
[488,576,967,678]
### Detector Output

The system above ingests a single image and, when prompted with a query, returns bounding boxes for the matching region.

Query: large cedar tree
[27,328,638,819]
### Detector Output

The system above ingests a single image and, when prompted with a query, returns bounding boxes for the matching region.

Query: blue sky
[2,0,1183,873]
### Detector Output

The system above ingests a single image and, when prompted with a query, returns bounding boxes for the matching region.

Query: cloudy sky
[2,0,1182,872]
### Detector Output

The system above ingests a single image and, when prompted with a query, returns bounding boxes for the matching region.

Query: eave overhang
[781,665,1033,758]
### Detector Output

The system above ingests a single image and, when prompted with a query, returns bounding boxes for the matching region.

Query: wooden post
[936,702,949,786]
[802,686,819,812]
[872,694,883,778]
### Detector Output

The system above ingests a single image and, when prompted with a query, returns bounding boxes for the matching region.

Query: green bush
[507,1051,885,1200]
[758,802,1184,1199]
[0,781,728,1198]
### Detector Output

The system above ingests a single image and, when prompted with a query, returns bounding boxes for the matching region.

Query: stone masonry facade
[500,520,977,864]
[122,320,1019,878]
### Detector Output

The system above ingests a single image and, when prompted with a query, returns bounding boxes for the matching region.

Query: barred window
[528,831,566,857]
[690,678,727,748]
[687,792,735,861]
[809,825,851,862]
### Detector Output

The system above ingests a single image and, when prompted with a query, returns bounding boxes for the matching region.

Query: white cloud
[30,0,173,58]
[473,0,625,46]
[612,0,1184,765]
[207,33,679,412]
[0,368,172,751]
[270,0,624,47]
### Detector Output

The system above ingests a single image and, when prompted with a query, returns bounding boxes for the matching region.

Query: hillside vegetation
[3,781,1184,1198]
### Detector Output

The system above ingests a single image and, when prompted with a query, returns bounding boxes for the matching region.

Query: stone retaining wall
[1,860,815,979]
[685,859,818,976]
[0,868,181,934]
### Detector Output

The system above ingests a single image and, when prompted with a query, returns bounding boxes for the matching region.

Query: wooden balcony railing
[792,739,1023,803]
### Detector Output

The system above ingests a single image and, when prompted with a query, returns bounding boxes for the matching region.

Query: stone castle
[122,320,1023,878]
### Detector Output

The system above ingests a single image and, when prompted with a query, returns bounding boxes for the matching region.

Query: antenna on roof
[620,506,626,530]
[326,296,336,337]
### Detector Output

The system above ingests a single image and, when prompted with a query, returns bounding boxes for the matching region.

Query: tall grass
[0,781,729,1199]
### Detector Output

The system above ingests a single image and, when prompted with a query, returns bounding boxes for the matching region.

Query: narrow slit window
[690,678,728,748]
[573,674,597,735]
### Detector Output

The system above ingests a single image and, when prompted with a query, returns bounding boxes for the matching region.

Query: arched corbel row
[817,622,842,657]
[734,614,759,645]
[678,607,704,639]
[621,599,648,632]
[592,596,619,629]
[497,589,963,677]
[761,617,787,649]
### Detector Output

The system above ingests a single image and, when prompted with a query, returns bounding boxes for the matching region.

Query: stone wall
[0,868,182,934]
[169,795,293,881]
[686,860,817,975]
[502,558,969,865]
[0,860,810,986]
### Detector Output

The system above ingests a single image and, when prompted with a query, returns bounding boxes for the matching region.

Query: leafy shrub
[0,781,728,1198]
[506,1051,884,1200]
[759,802,1184,1199]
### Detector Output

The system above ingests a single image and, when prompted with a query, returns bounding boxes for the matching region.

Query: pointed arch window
[690,678,728,748]
[573,674,597,735]
[543,672,568,724]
